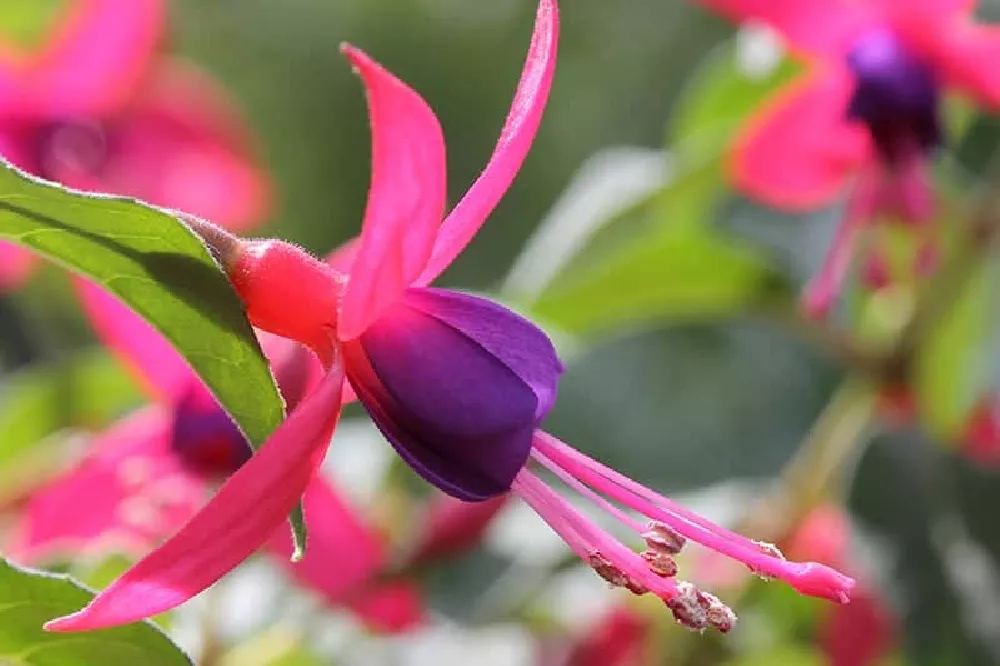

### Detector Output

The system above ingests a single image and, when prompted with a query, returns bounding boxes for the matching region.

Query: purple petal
[345,288,562,500]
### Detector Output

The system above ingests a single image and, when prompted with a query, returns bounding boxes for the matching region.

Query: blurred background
[4,0,1000,664]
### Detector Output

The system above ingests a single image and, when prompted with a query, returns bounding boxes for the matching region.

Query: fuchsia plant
[0,0,269,288]
[12,279,423,632]
[44,0,854,634]
[694,0,1000,316]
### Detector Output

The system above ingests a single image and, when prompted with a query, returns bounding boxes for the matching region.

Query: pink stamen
[879,151,934,225]
[531,432,855,604]
[530,450,644,534]
[513,470,675,599]
[802,175,880,320]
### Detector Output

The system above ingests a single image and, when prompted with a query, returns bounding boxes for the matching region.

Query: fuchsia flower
[695,0,1000,316]
[45,0,854,634]
[0,0,269,288]
[16,279,421,632]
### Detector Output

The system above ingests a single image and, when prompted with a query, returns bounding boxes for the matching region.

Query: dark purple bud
[846,28,941,162]
[345,287,563,501]
[171,386,252,479]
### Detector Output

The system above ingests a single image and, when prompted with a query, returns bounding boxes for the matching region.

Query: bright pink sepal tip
[44,349,346,632]
[65,280,407,629]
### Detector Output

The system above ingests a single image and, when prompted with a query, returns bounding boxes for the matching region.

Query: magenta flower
[17,278,420,631]
[694,0,1000,316]
[45,0,853,633]
[0,0,270,288]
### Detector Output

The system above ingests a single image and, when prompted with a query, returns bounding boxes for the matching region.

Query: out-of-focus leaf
[0,349,141,504]
[667,31,799,151]
[722,646,823,666]
[0,163,282,449]
[0,0,64,48]
[849,433,997,666]
[0,556,192,664]
[420,545,517,622]
[531,229,786,338]
[913,264,993,441]
[503,148,667,302]
[545,321,839,492]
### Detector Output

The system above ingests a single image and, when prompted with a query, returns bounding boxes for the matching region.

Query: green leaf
[531,229,786,338]
[0,349,143,504]
[0,556,192,665]
[913,263,994,441]
[667,34,800,150]
[0,161,298,541]
[0,0,65,49]
[0,162,282,447]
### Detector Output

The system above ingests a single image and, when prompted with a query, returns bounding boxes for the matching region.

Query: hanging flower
[694,0,1000,316]
[45,0,853,634]
[0,0,270,288]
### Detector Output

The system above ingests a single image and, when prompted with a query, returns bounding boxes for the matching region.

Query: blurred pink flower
[785,505,897,666]
[0,0,270,288]
[566,607,651,666]
[694,0,1000,316]
[12,278,420,632]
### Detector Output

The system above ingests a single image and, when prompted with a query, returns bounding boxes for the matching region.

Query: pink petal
[915,22,1000,108]
[821,586,896,666]
[876,0,973,21]
[416,0,559,286]
[70,61,271,230]
[694,0,871,56]
[9,407,204,563]
[325,236,359,275]
[28,0,164,117]
[347,582,425,633]
[730,67,870,210]
[408,494,508,564]
[266,478,385,605]
[72,276,194,404]
[568,607,650,666]
[0,49,28,118]
[45,353,347,632]
[0,241,37,290]
[336,45,447,341]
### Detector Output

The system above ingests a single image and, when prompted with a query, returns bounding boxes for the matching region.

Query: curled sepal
[337,45,447,341]
[344,287,563,501]
[44,349,347,632]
